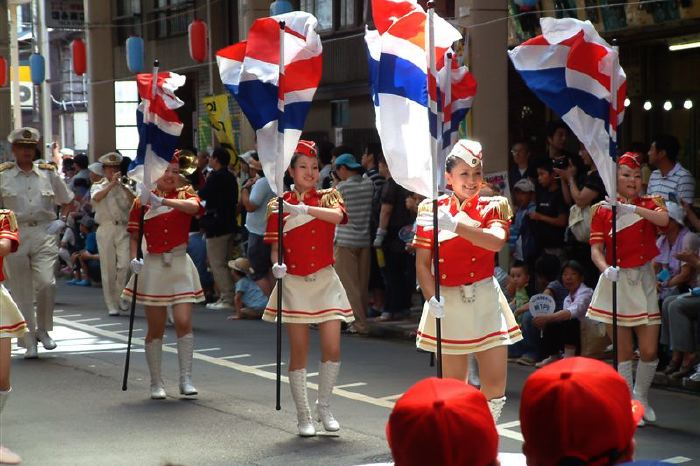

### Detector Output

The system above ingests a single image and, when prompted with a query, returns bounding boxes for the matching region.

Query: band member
[122,155,205,400]
[263,140,353,437]
[413,139,521,422]
[0,210,26,463]
[90,152,135,316]
[0,127,74,359]
[587,153,669,425]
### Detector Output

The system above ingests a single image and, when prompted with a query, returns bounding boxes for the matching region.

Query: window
[299,0,362,33]
[339,0,355,29]
[114,81,140,160]
[300,0,333,31]
[152,0,194,39]
[114,0,142,44]
[331,99,349,127]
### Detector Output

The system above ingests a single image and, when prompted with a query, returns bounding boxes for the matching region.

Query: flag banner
[508,17,626,197]
[216,11,322,195]
[128,72,186,190]
[203,94,239,167]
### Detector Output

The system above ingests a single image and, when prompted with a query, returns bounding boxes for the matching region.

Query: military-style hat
[98,152,123,167]
[448,139,483,168]
[7,127,40,145]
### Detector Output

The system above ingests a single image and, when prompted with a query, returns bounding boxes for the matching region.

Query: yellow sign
[203,94,238,167]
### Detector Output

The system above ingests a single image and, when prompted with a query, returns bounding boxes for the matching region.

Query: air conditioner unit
[19,82,33,109]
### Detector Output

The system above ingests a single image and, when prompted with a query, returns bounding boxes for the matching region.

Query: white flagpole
[609,42,620,371]
[275,20,286,411]
[440,51,453,192]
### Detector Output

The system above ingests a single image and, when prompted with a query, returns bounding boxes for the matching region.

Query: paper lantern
[188,19,208,63]
[126,36,145,73]
[30,53,45,85]
[72,38,87,76]
[270,0,294,15]
[0,57,6,87]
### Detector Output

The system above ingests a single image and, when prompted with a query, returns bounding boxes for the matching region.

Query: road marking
[55,309,64,313]
[94,323,122,328]
[335,382,367,389]
[59,314,82,318]
[498,421,521,429]
[114,328,142,333]
[306,372,319,377]
[221,354,251,359]
[663,457,692,464]
[195,347,221,352]
[251,362,284,369]
[379,393,403,401]
[496,421,524,442]
[73,318,102,323]
[164,342,177,346]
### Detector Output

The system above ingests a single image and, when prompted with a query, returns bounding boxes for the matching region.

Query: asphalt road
[3,283,699,466]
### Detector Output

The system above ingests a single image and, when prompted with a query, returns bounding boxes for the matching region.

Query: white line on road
[497,426,524,442]
[221,354,251,359]
[306,372,319,377]
[498,421,521,429]
[94,323,122,328]
[251,362,285,369]
[73,318,102,323]
[59,314,82,318]
[114,328,142,333]
[335,382,367,389]
[663,457,692,464]
[195,347,221,352]
[379,394,403,401]
[164,342,177,346]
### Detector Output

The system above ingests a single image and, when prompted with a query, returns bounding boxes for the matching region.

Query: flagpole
[123,59,159,391]
[275,20,286,411]
[427,1,443,379]
[443,51,452,191]
[610,42,619,371]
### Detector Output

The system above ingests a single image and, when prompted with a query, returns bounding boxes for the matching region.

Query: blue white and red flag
[216,12,322,195]
[128,72,186,190]
[508,17,626,196]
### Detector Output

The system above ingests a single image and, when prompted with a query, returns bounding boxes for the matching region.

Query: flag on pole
[128,72,186,190]
[508,17,626,197]
[216,12,322,195]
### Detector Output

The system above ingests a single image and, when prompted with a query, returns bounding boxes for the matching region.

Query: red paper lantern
[72,38,87,76]
[0,57,7,87]
[188,19,208,63]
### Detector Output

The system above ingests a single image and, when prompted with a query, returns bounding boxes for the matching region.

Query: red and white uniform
[412,195,522,355]
[0,210,27,338]
[121,187,206,306]
[262,188,354,324]
[587,195,666,326]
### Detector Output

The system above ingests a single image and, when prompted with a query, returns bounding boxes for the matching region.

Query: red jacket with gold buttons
[127,186,203,254]
[589,195,666,268]
[413,194,512,287]
[0,210,19,282]
[264,188,347,276]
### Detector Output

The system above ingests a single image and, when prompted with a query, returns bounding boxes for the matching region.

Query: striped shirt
[647,163,696,203]
[335,175,374,248]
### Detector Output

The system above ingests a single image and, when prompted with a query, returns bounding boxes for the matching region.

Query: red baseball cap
[295,140,317,158]
[387,377,498,466]
[520,357,644,466]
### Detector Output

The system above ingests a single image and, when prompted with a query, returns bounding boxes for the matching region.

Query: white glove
[436,207,458,232]
[603,266,619,282]
[46,219,66,235]
[130,258,144,275]
[149,192,164,208]
[428,296,446,319]
[282,201,309,217]
[272,262,287,279]
[373,228,387,248]
[602,196,636,216]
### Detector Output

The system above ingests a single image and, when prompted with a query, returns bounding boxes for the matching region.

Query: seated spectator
[226,258,267,320]
[533,260,593,367]
[647,134,695,203]
[520,357,644,466]
[508,140,537,191]
[655,202,694,301]
[58,218,79,275]
[508,260,533,360]
[681,200,700,231]
[68,217,100,287]
[509,178,537,264]
[531,158,569,262]
[387,377,498,466]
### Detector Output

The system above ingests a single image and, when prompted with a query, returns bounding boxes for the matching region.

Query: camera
[552,157,569,170]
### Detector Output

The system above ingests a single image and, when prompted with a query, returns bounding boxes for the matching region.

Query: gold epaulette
[641,194,666,209]
[591,200,605,217]
[480,196,513,220]
[318,188,344,208]
[37,162,56,171]
[0,161,16,172]
[176,184,197,199]
[266,197,279,220]
[0,209,18,232]
[417,198,434,215]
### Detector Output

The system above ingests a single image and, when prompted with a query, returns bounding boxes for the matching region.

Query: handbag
[568,204,592,243]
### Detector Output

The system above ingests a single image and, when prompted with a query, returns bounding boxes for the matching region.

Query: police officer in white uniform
[0,128,74,358]
[90,152,134,315]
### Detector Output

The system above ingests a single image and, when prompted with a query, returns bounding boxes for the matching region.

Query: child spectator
[227,258,267,320]
[68,217,100,287]
[508,260,532,360]
[531,158,569,261]
[509,178,537,263]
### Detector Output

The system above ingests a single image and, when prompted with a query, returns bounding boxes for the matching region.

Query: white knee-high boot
[316,361,341,432]
[288,369,316,437]
[488,396,506,424]
[177,333,198,396]
[0,388,22,465]
[634,359,658,423]
[145,339,166,399]
[617,360,639,425]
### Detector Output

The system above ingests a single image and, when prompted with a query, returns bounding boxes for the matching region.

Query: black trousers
[542,318,581,356]
[382,238,415,314]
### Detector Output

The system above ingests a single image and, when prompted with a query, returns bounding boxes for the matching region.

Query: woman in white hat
[413,139,521,422]
[122,154,205,400]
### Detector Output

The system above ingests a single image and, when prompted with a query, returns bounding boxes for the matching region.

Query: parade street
[3,282,699,466]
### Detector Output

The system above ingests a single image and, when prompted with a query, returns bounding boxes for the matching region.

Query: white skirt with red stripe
[262,265,354,324]
[0,284,27,339]
[587,262,660,327]
[121,246,204,307]
[416,276,522,355]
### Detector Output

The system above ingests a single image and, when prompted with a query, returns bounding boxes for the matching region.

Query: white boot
[145,339,166,399]
[23,333,38,359]
[0,388,22,464]
[177,333,198,397]
[488,396,506,424]
[36,329,57,350]
[316,361,341,432]
[288,369,316,437]
[634,359,658,423]
[617,360,640,425]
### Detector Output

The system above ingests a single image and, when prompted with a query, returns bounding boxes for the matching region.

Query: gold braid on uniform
[0,161,16,172]
[417,199,434,215]
[480,196,513,221]
[591,200,605,217]
[37,162,57,171]
[176,185,197,199]
[318,188,344,209]
[266,197,279,220]
[642,194,666,210]
[0,209,18,232]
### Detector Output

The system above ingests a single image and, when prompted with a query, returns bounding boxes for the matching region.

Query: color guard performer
[122,155,205,399]
[0,209,26,464]
[587,152,669,425]
[413,139,521,422]
[90,152,135,316]
[263,140,353,437]
[0,128,74,359]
